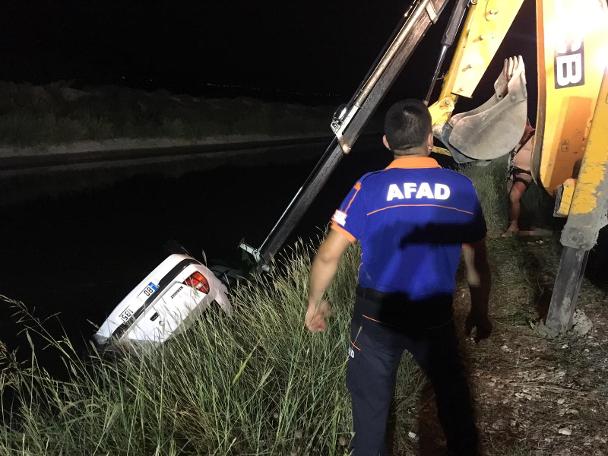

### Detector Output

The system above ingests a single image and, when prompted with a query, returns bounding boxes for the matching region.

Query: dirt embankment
[432,236,608,456]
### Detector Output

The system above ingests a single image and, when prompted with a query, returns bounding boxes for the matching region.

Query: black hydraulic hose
[424,0,470,104]
[443,0,469,46]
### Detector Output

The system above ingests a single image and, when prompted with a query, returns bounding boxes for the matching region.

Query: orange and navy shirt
[331,156,486,300]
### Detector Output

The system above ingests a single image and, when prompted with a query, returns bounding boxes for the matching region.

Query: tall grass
[0,239,421,455]
[0,160,530,455]
[459,157,509,236]
[460,156,556,236]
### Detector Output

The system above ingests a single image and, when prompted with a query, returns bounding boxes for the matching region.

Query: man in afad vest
[305,99,492,456]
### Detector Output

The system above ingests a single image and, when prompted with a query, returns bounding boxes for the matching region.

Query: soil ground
[407,234,608,456]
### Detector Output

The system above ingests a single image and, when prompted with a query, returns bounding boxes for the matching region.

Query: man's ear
[382,135,391,150]
[426,132,434,151]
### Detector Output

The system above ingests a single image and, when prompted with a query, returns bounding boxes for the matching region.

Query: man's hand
[305,300,332,333]
[465,311,492,343]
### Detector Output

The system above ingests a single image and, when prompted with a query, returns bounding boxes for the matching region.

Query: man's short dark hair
[384,99,432,154]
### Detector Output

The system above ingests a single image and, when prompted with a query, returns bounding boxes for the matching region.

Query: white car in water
[94,254,232,347]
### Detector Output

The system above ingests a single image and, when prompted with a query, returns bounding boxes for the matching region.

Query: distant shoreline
[0,81,333,148]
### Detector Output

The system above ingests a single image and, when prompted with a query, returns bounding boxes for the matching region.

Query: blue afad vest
[331,156,486,301]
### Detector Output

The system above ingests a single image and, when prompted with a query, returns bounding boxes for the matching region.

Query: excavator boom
[245,0,608,334]
[242,0,451,265]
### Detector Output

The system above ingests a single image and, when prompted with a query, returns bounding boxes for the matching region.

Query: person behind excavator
[504,119,535,236]
[304,99,492,456]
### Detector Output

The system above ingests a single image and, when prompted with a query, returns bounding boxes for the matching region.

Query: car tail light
[184,271,210,294]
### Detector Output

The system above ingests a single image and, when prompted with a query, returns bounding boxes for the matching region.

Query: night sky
[3,0,537,106]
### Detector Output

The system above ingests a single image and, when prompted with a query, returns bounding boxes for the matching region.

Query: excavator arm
[427,0,529,163]
[428,0,526,128]
[241,0,452,265]
[243,0,608,335]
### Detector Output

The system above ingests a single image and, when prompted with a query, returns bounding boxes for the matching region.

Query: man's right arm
[462,239,492,342]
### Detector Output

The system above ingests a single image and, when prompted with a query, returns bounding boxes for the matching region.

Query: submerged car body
[94,254,231,347]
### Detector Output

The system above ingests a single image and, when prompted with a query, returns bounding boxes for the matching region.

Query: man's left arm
[462,240,492,342]
[305,229,352,332]
[461,184,492,342]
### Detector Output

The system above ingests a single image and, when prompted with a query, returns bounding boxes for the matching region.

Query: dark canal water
[1,141,606,368]
[0,139,393,362]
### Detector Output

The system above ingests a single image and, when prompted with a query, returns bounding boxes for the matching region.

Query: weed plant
[0,239,421,455]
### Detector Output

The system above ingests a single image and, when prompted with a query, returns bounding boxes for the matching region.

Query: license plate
[137,282,159,302]
[119,308,134,322]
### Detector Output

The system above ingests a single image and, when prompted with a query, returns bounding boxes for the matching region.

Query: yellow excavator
[240,0,608,335]
[426,0,608,334]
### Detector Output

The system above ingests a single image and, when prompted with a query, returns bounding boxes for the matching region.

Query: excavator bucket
[440,56,528,163]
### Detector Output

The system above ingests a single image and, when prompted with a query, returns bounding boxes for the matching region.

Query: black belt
[354,286,453,330]
[356,286,409,304]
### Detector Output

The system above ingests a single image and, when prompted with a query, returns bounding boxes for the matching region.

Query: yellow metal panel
[554,178,576,217]
[428,96,456,131]
[438,0,525,99]
[534,0,608,194]
[569,68,608,216]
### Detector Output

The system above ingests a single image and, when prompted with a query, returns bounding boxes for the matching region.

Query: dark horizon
[3,0,537,106]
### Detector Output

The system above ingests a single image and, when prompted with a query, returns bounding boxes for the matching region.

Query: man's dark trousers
[347,295,479,456]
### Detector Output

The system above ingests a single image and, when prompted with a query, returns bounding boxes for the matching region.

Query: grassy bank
[0,240,422,455]
[2,157,594,455]
[0,81,333,147]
